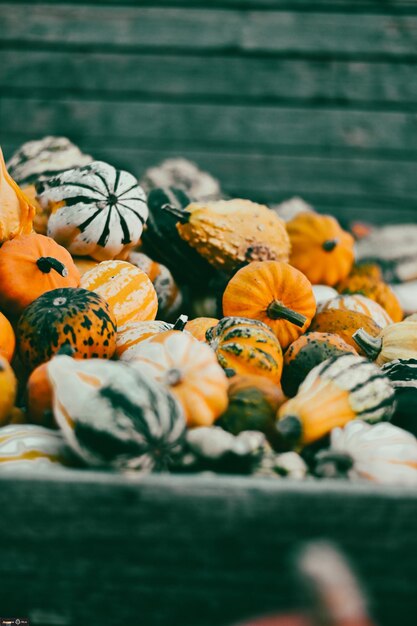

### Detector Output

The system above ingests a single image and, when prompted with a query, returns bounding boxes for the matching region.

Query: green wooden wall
[1,0,417,223]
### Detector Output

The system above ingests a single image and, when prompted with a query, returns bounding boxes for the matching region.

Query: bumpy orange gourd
[0,233,81,317]
[80,260,158,328]
[286,212,354,286]
[309,309,381,355]
[0,355,17,426]
[0,147,35,243]
[223,261,316,349]
[0,312,15,363]
[337,274,403,322]
[185,317,219,342]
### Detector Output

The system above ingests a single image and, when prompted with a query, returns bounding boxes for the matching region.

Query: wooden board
[0,471,416,626]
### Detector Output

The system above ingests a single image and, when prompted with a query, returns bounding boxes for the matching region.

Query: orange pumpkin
[0,312,15,363]
[73,256,99,276]
[223,261,316,349]
[185,317,219,342]
[0,147,35,243]
[80,260,158,328]
[286,212,354,286]
[0,355,18,426]
[336,274,403,322]
[317,294,393,329]
[116,320,173,361]
[0,233,80,317]
[348,262,383,282]
[309,309,381,355]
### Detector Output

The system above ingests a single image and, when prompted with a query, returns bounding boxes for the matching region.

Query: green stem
[161,203,190,223]
[322,238,338,252]
[37,256,68,277]
[267,301,307,327]
[352,328,382,360]
[173,314,188,331]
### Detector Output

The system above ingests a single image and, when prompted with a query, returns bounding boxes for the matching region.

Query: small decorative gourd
[286,212,354,286]
[130,330,229,428]
[185,317,219,342]
[317,294,393,329]
[0,312,15,363]
[336,274,403,322]
[316,420,417,485]
[0,233,80,317]
[312,285,338,305]
[309,309,381,355]
[37,161,149,261]
[0,147,35,243]
[353,321,417,366]
[48,355,186,471]
[172,199,291,275]
[206,317,284,383]
[128,251,183,320]
[381,359,417,436]
[223,261,315,349]
[140,157,221,201]
[282,332,357,397]
[0,355,17,426]
[276,354,396,449]
[116,319,176,361]
[17,287,117,370]
[80,260,158,328]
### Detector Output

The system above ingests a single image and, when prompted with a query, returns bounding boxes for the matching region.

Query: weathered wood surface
[0,472,416,626]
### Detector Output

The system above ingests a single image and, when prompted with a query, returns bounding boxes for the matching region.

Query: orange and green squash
[309,309,381,355]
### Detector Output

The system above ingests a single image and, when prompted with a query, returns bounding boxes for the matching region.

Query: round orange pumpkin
[223,261,316,349]
[80,260,158,328]
[185,317,219,342]
[309,309,381,355]
[336,274,403,322]
[0,355,18,426]
[26,361,56,429]
[286,212,354,286]
[0,233,80,317]
[0,312,15,363]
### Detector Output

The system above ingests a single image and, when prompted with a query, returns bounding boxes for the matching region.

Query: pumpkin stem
[315,450,354,479]
[275,415,303,449]
[173,314,188,331]
[166,368,183,386]
[322,238,338,252]
[352,328,382,360]
[161,203,190,224]
[37,256,68,277]
[267,301,307,328]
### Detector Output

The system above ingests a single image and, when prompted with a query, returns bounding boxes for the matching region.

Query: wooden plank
[2,50,417,107]
[1,97,416,155]
[0,472,416,626]
[1,5,417,56]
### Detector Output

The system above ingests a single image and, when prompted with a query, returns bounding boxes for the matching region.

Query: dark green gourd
[381,359,417,436]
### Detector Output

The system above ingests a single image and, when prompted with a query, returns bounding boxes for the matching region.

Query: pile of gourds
[0,136,416,486]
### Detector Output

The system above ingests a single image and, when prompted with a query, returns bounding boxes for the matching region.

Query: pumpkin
[222,261,316,349]
[286,212,354,286]
[128,251,183,320]
[0,147,35,243]
[336,274,403,322]
[116,320,173,361]
[316,420,417,485]
[73,256,99,276]
[185,317,219,342]
[317,294,393,329]
[282,332,357,398]
[348,261,383,282]
[140,157,222,201]
[48,355,186,471]
[381,359,417,437]
[0,233,80,317]
[353,321,417,366]
[130,330,229,428]
[206,317,283,383]
[217,375,285,442]
[80,260,158,328]
[173,199,291,275]
[141,187,216,287]
[0,355,18,426]
[312,285,338,305]
[17,287,117,371]
[6,136,92,187]
[276,354,396,449]
[37,161,148,261]
[20,184,47,235]
[0,312,15,363]
[0,424,77,472]
[309,310,381,355]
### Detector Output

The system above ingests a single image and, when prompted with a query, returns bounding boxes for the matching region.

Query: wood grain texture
[0,471,416,626]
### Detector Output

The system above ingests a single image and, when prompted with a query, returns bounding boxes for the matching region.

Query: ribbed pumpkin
[0,424,76,471]
[17,287,117,370]
[276,354,396,449]
[128,251,183,320]
[0,233,80,317]
[116,320,174,361]
[130,330,229,428]
[317,294,393,329]
[223,261,316,349]
[37,161,149,261]
[381,359,417,437]
[282,332,357,398]
[0,355,17,426]
[337,274,403,322]
[309,310,381,355]
[206,317,283,383]
[0,312,15,363]
[73,257,99,276]
[286,212,354,286]
[0,147,36,243]
[80,260,158,328]
[48,355,186,471]
[185,317,219,342]
[353,321,417,366]
[173,199,291,275]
